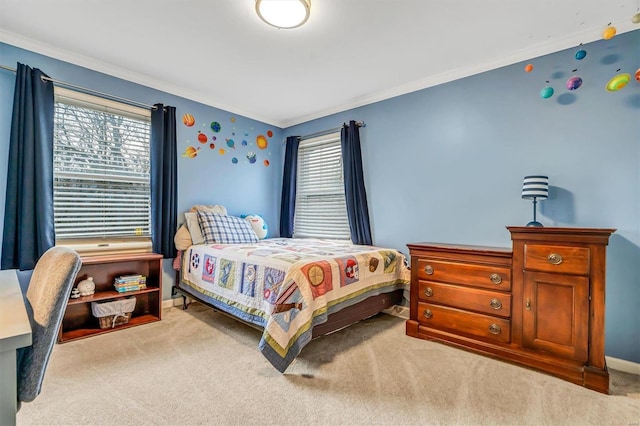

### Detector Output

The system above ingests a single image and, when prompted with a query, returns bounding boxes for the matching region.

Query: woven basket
[91,297,136,329]
[97,312,132,329]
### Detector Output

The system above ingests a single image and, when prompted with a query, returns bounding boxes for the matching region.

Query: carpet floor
[17,303,640,425]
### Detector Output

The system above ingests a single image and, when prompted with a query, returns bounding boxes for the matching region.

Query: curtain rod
[298,121,365,141]
[0,64,156,110]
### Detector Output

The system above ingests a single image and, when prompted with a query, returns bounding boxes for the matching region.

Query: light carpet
[17,303,640,425]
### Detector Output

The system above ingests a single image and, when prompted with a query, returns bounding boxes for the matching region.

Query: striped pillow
[197,212,258,244]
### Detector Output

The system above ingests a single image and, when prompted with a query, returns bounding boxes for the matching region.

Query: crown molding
[2,20,637,130]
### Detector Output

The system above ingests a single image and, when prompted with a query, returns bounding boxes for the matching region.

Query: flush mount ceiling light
[255,0,311,29]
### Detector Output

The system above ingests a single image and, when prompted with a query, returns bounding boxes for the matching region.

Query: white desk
[0,270,32,426]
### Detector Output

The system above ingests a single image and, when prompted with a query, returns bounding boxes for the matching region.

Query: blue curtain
[341,121,372,245]
[1,64,55,271]
[279,136,300,238]
[150,104,177,258]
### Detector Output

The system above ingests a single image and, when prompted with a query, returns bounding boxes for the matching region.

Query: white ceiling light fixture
[255,0,311,29]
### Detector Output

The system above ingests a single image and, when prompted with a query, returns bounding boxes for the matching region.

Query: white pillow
[190,205,228,215]
[184,212,205,245]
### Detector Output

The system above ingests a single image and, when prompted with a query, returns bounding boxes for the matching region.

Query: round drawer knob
[423,309,433,319]
[489,298,502,310]
[424,265,434,275]
[547,253,563,265]
[488,324,501,335]
[424,287,433,297]
[489,273,502,284]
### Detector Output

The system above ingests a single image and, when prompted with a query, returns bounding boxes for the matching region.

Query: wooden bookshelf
[58,252,163,343]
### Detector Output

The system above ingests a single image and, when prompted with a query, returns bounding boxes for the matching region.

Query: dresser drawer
[417,302,511,343]
[418,281,511,318]
[524,244,590,275]
[415,258,511,291]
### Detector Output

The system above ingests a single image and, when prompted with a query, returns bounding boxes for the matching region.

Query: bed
[173,215,410,372]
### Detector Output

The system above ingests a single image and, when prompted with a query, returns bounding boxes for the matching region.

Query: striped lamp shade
[521,175,549,200]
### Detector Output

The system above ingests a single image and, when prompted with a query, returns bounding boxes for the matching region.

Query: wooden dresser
[406,227,615,393]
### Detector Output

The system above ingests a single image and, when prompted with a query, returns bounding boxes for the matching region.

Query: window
[293,132,350,240]
[53,87,152,253]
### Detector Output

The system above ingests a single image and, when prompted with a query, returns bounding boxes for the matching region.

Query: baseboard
[162,298,184,309]
[606,356,640,375]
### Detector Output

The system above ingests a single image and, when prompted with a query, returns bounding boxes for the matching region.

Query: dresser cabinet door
[522,271,589,362]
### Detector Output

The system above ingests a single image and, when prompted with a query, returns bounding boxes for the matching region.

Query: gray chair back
[17,246,81,403]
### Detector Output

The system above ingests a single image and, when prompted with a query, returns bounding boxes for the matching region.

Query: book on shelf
[114,283,147,293]
[115,275,146,284]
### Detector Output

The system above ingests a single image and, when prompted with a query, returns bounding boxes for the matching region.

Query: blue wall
[1,30,639,363]
[285,30,640,363]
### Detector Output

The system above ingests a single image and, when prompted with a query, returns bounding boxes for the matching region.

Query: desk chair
[16,246,81,405]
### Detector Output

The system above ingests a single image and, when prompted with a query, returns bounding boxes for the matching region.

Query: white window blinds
[293,132,351,240]
[53,88,151,241]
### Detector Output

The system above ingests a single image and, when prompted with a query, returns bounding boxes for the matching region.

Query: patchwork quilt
[180,238,410,372]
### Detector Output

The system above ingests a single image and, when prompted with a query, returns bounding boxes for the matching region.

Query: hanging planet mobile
[606,73,631,92]
[602,26,617,40]
[540,86,554,99]
[566,76,583,90]
[574,49,587,60]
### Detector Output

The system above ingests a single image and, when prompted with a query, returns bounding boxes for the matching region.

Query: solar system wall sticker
[180,113,273,167]
[528,12,640,101]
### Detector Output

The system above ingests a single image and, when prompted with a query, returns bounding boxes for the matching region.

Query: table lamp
[521,175,548,227]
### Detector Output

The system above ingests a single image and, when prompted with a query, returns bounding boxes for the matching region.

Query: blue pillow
[197,212,258,244]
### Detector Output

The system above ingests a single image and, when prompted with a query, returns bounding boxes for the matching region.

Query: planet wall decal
[211,121,221,133]
[182,113,195,127]
[182,146,199,158]
[256,135,268,150]
[524,64,533,73]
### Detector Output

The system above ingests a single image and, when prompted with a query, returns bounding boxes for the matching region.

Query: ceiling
[0,1,638,128]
